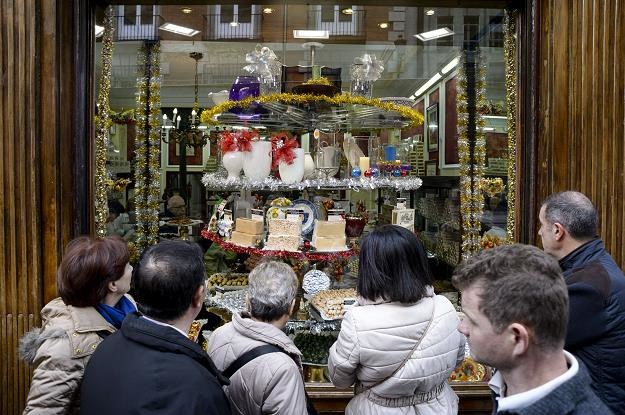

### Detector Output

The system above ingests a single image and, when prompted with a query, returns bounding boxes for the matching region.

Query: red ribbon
[271,132,299,169]
[219,129,260,153]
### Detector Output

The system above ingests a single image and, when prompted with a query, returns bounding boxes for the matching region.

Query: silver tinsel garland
[201,173,423,192]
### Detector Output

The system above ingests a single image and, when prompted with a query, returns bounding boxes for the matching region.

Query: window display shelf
[210,100,418,132]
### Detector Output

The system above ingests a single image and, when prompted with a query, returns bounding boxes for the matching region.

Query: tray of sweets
[309,288,357,321]
[208,273,248,291]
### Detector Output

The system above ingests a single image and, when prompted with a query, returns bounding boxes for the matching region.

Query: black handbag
[223,344,318,415]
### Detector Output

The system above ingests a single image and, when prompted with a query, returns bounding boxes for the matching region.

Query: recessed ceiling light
[159,23,200,37]
[425,9,435,16]
[293,30,329,39]
[414,27,454,41]
[181,7,193,14]
[341,8,354,15]
[94,25,104,37]
[378,22,389,29]
[262,7,273,14]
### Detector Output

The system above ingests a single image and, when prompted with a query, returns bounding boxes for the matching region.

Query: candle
[176,115,181,129]
[191,109,196,125]
[301,133,310,153]
[385,145,396,162]
[359,156,370,172]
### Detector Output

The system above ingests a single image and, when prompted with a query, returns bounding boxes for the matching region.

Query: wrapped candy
[243,44,282,95]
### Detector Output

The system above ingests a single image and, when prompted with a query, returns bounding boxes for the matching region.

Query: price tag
[343,298,356,310]
[327,209,345,222]
[287,208,304,222]
[223,209,233,222]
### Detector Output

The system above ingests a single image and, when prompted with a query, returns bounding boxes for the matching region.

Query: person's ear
[192,284,205,308]
[508,323,531,357]
[553,222,566,241]
[108,280,118,293]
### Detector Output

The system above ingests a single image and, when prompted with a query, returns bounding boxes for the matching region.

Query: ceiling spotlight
[181,7,193,14]
[414,27,454,41]
[230,21,239,27]
[293,30,329,39]
[341,8,354,15]
[378,22,389,29]
[425,9,435,16]
[94,25,104,37]
[159,23,200,37]
[262,7,273,14]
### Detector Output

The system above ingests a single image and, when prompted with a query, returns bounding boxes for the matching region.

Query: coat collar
[233,312,302,359]
[42,297,115,334]
[559,238,604,275]
[121,312,230,386]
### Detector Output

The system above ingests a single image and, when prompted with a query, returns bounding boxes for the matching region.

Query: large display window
[95,2,517,411]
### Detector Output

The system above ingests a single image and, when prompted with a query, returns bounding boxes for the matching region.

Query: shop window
[116,5,158,41]
[489,16,504,47]
[310,5,363,36]
[213,4,260,39]
[436,16,454,46]
[464,16,479,47]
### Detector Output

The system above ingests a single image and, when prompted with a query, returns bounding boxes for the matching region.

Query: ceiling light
[230,21,239,27]
[414,27,454,41]
[263,8,273,14]
[341,8,354,15]
[441,57,459,74]
[293,30,329,39]
[425,9,435,16]
[414,73,442,97]
[94,25,104,37]
[378,22,389,29]
[180,7,193,14]
[482,127,495,131]
[159,23,200,37]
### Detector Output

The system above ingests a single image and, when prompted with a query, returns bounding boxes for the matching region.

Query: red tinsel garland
[271,132,299,169]
[201,229,356,261]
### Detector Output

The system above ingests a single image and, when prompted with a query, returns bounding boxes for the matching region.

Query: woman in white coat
[328,225,466,415]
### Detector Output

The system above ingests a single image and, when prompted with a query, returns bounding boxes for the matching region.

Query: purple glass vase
[229,75,260,101]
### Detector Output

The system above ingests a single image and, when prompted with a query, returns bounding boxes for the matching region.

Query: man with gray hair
[539,191,625,412]
[208,261,308,415]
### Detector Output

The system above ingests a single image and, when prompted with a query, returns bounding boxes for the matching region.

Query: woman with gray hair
[208,261,308,415]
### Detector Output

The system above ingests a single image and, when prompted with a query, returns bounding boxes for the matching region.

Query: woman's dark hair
[358,225,432,303]
[57,236,130,307]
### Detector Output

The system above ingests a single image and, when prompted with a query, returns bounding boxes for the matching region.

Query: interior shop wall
[534,0,625,269]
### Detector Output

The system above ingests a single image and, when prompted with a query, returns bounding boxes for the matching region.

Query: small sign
[223,208,233,222]
[327,209,345,222]
[286,208,304,222]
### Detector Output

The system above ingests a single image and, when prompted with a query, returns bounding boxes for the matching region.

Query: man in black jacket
[539,191,625,413]
[81,240,231,415]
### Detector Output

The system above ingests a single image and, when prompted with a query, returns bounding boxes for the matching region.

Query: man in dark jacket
[453,244,611,415]
[539,191,625,413]
[81,240,231,415]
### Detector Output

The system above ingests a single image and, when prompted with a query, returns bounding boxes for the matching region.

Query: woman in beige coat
[328,225,466,415]
[20,236,136,415]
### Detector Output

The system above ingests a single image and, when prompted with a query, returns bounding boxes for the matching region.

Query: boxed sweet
[265,234,300,251]
[313,220,345,238]
[268,218,302,236]
[310,288,357,320]
[235,218,264,235]
[230,231,262,247]
[311,235,346,251]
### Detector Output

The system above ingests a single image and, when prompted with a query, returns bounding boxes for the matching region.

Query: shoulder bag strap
[358,298,437,394]
[222,344,282,378]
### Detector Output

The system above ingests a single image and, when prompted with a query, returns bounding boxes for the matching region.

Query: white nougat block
[314,220,346,238]
[312,235,346,251]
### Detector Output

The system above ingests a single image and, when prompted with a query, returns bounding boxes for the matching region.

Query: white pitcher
[243,141,272,181]
[279,148,305,184]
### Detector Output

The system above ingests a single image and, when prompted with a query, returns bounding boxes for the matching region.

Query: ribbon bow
[243,44,282,83]
[352,54,384,82]
[219,129,260,153]
[271,132,299,168]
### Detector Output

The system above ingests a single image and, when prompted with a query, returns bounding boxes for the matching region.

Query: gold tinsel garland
[457,51,487,259]
[504,11,517,243]
[200,93,424,128]
[133,42,162,250]
[94,6,115,238]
